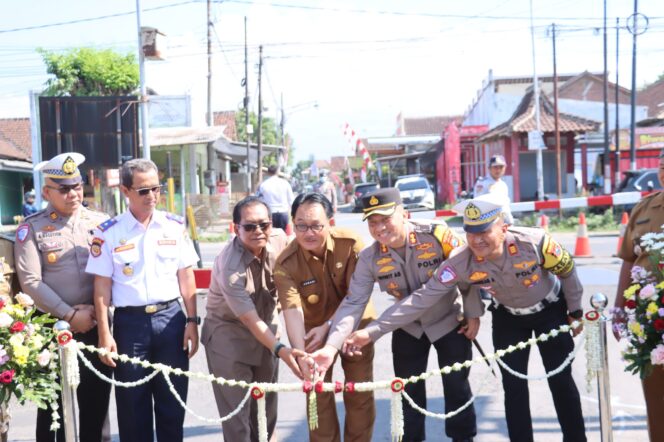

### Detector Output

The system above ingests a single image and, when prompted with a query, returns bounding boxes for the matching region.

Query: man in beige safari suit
[202,195,306,441]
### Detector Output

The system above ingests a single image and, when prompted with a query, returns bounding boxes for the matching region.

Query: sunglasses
[45,183,83,195]
[132,185,162,196]
[238,222,272,232]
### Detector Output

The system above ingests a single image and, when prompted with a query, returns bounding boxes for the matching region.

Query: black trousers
[392,328,477,442]
[271,212,289,230]
[36,327,112,442]
[491,298,586,442]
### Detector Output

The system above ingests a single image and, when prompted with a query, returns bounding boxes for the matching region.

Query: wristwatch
[186,316,201,325]
[568,309,583,319]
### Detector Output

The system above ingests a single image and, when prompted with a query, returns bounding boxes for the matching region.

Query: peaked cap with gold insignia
[34,152,85,185]
[453,193,510,233]
[361,188,402,221]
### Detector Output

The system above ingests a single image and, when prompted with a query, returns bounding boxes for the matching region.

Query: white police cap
[453,193,510,233]
[34,153,85,185]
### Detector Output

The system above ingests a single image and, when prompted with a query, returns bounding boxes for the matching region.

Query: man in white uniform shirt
[473,154,513,224]
[257,165,295,230]
[86,158,200,442]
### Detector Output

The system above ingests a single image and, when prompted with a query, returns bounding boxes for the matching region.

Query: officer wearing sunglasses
[14,152,112,441]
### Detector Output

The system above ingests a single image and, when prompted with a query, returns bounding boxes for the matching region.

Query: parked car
[394,175,435,211]
[614,168,662,213]
[351,182,380,212]
[616,169,661,193]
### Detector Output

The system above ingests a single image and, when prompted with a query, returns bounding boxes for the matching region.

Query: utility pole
[551,23,562,210]
[628,0,641,170]
[257,45,264,186]
[602,0,611,193]
[530,0,544,200]
[243,17,251,193]
[614,18,621,186]
[136,0,150,159]
[280,92,285,146]
[206,0,215,193]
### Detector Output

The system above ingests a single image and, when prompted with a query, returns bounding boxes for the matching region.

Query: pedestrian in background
[474,154,513,224]
[22,191,38,217]
[86,158,200,442]
[313,188,480,442]
[14,153,112,442]
[202,195,306,441]
[257,164,294,230]
[614,149,664,441]
[275,192,376,442]
[345,193,587,442]
[318,172,337,213]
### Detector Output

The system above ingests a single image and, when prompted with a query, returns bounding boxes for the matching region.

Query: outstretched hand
[342,329,372,357]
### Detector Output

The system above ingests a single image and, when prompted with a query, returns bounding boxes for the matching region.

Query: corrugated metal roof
[146,126,229,146]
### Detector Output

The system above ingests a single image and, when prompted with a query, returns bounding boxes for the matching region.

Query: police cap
[453,193,510,233]
[361,188,402,221]
[34,153,85,185]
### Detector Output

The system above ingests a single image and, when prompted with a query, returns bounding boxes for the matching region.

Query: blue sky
[1,0,662,162]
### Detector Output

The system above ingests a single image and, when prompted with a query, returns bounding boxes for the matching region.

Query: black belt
[115,298,179,314]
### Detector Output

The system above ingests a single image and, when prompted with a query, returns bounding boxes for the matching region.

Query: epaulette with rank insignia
[97,218,118,232]
[165,213,185,224]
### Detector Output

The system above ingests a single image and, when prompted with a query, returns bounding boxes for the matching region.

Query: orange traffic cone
[573,212,593,258]
[285,222,293,236]
[615,212,629,256]
[229,221,235,236]
[539,213,549,232]
[329,217,336,226]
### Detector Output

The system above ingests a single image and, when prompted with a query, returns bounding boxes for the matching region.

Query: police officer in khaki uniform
[345,193,587,442]
[313,188,482,442]
[614,150,664,441]
[0,234,17,298]
[13,152,112,442]
[202,196,306,441]
[274,192,376,442]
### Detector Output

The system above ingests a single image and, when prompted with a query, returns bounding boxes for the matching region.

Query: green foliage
[518,208,619,232]
[37,47,139,96]
[235,108,281,146]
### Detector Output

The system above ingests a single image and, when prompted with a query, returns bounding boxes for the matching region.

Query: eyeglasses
[132,185,162,196]
[294,224,325,233]
[238,222,272,232]
[45,183,83,195]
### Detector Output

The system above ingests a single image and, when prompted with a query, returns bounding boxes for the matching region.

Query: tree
[235,108,281,145]
[37,47,139,96]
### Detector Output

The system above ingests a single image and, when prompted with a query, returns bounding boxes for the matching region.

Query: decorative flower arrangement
[613,231,664,378]
[0,292,59,414]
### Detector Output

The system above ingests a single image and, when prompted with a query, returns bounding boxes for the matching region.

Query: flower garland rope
[68,318,590,430]
[584,311,602,392]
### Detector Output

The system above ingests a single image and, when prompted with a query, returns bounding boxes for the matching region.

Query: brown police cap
[361,188,402,221]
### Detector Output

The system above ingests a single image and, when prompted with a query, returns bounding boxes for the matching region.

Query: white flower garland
[257,394,268,442]
[495,329,585,381]
[65,319,589,432]
[64,341,80,388]
[584,313,602,392]
[161,369,253,424]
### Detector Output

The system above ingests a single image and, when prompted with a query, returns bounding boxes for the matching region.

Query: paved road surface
[4,213,648,441]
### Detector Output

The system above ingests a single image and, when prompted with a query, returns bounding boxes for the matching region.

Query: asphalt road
[4,213,648,441]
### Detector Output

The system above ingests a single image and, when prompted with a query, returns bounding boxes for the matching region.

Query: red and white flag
[342,123,373,183]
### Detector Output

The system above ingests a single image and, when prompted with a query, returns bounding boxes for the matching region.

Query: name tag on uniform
[158,239,177,246]
[301,278,317,287]
[114,243,135,253]
[38,241,63,252]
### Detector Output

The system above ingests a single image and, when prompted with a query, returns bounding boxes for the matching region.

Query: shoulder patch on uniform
[90,237,104,257]
[16,224,29,243]
[541,234,574,276]
[97,218,118,232]
[165,213,185,224]
[438,265,457,284]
